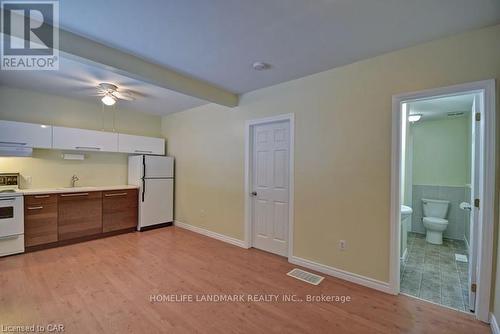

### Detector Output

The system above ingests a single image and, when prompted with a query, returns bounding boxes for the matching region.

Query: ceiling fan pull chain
[101,103,105,131]
[113,104,116,132]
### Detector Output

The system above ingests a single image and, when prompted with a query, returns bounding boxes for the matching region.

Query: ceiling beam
[2,12,239,107]
[59,29,239,107]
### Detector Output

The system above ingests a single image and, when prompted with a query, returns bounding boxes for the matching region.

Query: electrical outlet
[338,240,347,251]
[25,176,32,186]
[200,209,206,219]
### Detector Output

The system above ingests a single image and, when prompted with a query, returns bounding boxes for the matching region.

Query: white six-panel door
[251,121,289,256]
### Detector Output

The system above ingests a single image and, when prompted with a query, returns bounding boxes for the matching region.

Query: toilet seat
[422,217,448,225]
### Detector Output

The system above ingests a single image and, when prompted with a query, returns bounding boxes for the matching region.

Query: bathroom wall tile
[411,185,425,234]
[421,185,438,199]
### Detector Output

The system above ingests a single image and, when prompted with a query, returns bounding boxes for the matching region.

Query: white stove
[0,173,24,257]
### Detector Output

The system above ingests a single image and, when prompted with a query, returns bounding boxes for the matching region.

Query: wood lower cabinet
[58,191,103,241]
[24,194,58,247]
[24,188,139,251]
[102,189,138,233]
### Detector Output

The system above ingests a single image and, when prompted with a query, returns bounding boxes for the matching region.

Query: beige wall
[162,24,500,285]
[0,86,162,188]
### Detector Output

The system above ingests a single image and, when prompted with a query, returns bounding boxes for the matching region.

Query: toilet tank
[422,198,449,218]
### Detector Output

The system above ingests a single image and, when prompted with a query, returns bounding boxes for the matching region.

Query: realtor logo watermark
[1,0,59,70]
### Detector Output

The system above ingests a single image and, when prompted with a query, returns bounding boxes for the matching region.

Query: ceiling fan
[96,83,135,106]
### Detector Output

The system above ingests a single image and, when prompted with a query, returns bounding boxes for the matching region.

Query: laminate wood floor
[0,227,490,333]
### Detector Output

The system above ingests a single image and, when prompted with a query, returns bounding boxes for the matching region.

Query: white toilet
[422,198,449,245]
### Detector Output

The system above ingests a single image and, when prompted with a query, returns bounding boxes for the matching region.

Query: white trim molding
[491,313,500,334]
[244,113,295,259]
[390,79,496,322]
[174,221,247,249]
[289,256,393,294]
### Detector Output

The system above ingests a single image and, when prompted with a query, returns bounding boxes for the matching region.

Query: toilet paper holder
[459,202,472,211]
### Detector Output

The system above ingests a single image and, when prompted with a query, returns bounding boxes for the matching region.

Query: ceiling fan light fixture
[101,93,116,106]
[408,114,422,123]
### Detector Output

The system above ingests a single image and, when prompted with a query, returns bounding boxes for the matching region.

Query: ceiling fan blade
[113,91,135,101]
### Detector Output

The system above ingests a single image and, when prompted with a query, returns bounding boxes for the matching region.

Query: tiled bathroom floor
[400,233,470,312]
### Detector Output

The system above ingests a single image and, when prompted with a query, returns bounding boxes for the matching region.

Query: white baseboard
[289,256,393,294]
[174,220,247,249]
[491,313,499,334]
[176,221,392,295]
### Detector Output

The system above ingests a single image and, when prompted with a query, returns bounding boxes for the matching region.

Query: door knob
[251,191,257,197]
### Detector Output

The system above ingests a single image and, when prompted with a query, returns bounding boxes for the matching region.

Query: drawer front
[0,234,24,257]
[25,194,57,206]
[102,189,138,233]
[58,191,103,241]
[24,196,58,247]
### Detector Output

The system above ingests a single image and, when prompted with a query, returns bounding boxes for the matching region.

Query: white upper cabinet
[118,133,165,155]
[0,120,163,155]
[0,120,52,148]
[52,126,118,152]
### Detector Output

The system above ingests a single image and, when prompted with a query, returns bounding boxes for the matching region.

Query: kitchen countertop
[20,185,139,195]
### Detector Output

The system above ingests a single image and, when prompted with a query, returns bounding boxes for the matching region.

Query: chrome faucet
[71,174,79,187]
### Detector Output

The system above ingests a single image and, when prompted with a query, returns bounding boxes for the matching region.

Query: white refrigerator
[128,155,174,231]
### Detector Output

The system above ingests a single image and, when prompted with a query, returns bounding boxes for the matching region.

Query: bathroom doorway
[390,80,495,322]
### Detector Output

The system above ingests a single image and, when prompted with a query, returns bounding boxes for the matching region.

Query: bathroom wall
[412,117,470,186]
[410,116,471,240]
[0,86,163,188]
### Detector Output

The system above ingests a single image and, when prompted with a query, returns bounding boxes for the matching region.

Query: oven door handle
[0,197,16,201]
[0,235,19,241]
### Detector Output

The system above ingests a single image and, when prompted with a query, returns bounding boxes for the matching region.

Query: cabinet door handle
[61,193,89,197]
[104,192,127,197]
[34,195,50,199]
[134,150,153,153]
[0,141,27,146]
[75,146,101,151]
[27,206,43,210]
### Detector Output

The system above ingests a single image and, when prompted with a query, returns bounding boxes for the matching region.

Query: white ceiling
[0,56,207,115]
[2,1,499,115]
[409,94,475,121]
[58,0,500,94]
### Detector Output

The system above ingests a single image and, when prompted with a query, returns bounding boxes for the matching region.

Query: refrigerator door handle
[142,178,145,202]
[142,155,146,202]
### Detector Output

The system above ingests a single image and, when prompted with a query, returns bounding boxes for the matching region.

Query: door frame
[389,79,496,322]
[244,113,295,260]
